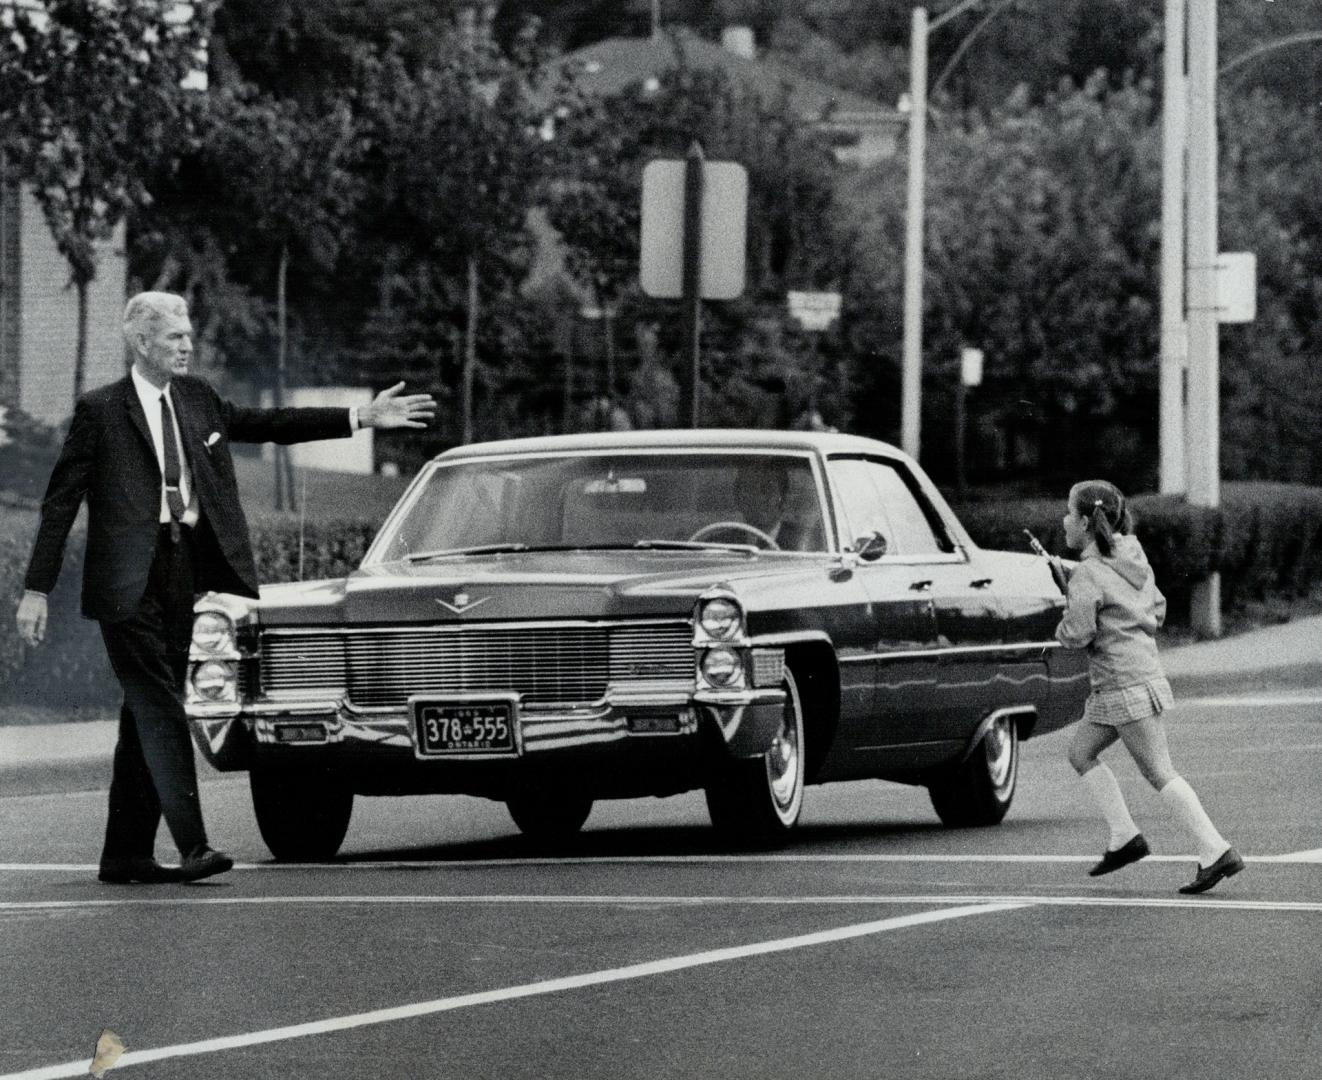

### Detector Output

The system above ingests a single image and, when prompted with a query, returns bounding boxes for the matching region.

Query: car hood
[255,549,826,625]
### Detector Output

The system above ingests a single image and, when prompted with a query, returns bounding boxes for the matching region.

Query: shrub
[5,484,1322,708]
[0,408,62,505]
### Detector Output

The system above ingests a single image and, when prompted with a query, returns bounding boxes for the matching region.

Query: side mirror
[856,532,888,562]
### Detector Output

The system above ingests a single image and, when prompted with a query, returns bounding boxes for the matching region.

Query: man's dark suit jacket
[25,374,353,623]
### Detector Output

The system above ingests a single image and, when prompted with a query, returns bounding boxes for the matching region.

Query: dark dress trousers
[25,374,354,859]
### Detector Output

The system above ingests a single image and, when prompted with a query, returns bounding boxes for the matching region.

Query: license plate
[412,699,517,757]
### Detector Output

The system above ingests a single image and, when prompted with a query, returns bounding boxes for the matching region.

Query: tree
[363,11,551,444]
[0,0,212,403]
[544,62,857,429]
[198,86,364,508]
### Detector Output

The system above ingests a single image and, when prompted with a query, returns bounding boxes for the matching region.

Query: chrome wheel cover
[766,669,805,822]
[983,715,1016,794]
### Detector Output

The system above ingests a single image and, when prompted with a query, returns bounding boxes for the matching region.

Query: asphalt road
[2,688,1319,1080]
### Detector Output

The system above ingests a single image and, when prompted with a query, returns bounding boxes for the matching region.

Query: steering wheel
[687,520,781,550]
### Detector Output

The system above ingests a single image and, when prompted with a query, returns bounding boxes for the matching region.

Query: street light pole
[901,5,929,460]
[1159,0,1187,495]
[1186,0,1220,636]
[900,0,990,462]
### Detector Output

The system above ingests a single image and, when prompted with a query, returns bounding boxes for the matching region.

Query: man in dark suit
[14,291,435,884]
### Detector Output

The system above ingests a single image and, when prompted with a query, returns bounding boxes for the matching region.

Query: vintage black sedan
[186,430,1088,859]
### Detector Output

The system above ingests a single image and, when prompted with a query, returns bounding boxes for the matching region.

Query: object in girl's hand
[1025,529,1068,594]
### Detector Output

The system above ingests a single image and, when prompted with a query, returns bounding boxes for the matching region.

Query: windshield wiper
[633,539,758,553]
[405,543,532,562]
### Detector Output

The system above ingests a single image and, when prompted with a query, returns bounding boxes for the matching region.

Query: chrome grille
[258,622,694,707]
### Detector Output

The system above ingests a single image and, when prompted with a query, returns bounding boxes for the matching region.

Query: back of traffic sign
[640,159,747,300]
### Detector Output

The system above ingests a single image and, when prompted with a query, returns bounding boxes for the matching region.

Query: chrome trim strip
[260,616,691,638]
[962,705,1038,763]
[749,630,834,649]
[838,640,1060,663]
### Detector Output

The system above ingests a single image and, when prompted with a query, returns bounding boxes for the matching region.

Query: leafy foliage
[0,0,214,399]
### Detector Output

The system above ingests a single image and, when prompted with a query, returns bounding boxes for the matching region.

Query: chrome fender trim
[961,706,1037,763]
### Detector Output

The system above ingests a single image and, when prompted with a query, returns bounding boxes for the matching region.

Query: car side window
[827,457,945,556]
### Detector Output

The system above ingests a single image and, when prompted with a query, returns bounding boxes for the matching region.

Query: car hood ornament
[436,591,491,615]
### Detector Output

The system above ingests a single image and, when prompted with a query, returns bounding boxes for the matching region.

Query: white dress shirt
[130,365,200,527]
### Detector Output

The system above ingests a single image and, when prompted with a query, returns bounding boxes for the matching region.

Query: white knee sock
[1081,764,1141,850]
[1159,776,1230,866]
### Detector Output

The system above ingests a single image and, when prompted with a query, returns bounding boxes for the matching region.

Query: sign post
[681,143,704,427]
[954,347,982,496]
[787,292,842,424]
[641,149,747,427]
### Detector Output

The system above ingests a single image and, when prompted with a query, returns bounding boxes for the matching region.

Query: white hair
[123,291,188,349]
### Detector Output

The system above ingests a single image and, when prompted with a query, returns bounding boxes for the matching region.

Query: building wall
[17,185,127,425]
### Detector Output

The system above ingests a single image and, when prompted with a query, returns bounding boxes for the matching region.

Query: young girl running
[1052,480,1244,894]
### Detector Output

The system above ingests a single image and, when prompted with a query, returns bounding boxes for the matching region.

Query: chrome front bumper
[188,684,788,770]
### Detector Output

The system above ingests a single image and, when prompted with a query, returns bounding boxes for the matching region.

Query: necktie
[160,393,187,523]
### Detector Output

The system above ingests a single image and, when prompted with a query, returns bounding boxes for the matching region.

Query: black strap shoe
[1178,847,1244,894]
[98,857,186,885]
[179,845,234,883]
[1088,834,1150,877]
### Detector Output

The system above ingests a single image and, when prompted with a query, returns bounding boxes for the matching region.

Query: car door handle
[909,579,933,592]
[970,578,993,589]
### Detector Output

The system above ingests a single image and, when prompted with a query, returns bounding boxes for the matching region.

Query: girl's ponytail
[1070,480,1133,557]
[1091,499,1115,556]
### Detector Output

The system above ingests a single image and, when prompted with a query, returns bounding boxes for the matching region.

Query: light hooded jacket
[1055,533,1168,691]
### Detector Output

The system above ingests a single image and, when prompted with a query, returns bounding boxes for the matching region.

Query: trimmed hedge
[0,512,378,709]
[952,482,1322,620]
[5,483,1322,709]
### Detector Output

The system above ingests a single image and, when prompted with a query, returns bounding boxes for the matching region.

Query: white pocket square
[205,432,221,451]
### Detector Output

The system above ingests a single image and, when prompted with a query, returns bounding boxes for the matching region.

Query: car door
[823,456,942,768]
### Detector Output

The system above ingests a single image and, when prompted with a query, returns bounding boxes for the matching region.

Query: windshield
[364,452,831,564]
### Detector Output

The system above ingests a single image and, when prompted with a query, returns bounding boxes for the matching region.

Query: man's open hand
[16,591,48,647]
[361,383,437,430]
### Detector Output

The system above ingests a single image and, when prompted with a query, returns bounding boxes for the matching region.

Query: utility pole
[1186,0,1221,636]
[1159,0,1187,495]
[901,6,929,460]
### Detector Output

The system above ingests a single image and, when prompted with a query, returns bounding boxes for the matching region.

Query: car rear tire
[705,666,806,848]
[249,765,354,861]
[927,713,1019,827]
[506,792,593,844]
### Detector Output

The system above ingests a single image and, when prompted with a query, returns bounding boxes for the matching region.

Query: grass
[232,451,411,525]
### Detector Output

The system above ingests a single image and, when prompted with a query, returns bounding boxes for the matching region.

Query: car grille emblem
[436,592,490,615]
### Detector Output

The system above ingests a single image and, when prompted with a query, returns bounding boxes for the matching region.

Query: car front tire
[927,713,1019,827]
[705,666,806,848]
[249,765,354,861]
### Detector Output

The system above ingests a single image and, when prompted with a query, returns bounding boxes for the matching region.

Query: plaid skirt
[1082,677,1175,727]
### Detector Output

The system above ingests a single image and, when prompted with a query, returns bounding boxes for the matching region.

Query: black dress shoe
[1088,834,1150,877]
[98,857,185,885]
[179,845,234,883]
[1178,847,1245,894]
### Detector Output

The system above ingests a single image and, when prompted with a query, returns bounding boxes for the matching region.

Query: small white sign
[787,290,842,331]
[1216,252,1256,323]
[960,347,984,387]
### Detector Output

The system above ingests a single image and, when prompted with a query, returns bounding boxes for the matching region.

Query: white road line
[0,901,1024,1080]
[1,893,1319,915]
[1257,848,1322,863]
[0,851,1310,872]
[1178,694,1322,708]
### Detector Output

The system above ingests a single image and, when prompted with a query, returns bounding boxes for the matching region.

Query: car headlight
[191,660,237,702]
[192,610,236,655]
[700,647,744,688]
[698,597,742,640]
